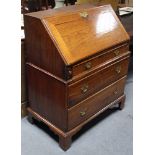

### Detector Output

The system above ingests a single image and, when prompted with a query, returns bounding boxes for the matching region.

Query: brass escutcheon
[81,84,89,94]
[85,62,92,70]
[114,50,120,56]
[80,11,88,18]
[115,66,121,74]
[80,111,86,117]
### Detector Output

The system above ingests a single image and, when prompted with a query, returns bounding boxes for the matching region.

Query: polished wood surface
[68,56,129,107]
[72,43,129,77]
[24,4,130,151]
[68,76,126,130]
[44,5,129,65]
[26,64,68,131]
[24,16,66,79]
[21,40,28,117]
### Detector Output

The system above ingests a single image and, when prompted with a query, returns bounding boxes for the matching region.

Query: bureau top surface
[26,4,129,65]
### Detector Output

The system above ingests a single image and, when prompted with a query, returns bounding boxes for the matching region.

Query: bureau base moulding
[27,94,125,151]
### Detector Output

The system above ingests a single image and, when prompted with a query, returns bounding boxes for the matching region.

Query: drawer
[71,44,129,77]
[68,57,129,107]
[68,76,126,130]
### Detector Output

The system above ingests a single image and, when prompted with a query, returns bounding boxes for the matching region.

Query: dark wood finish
[27,93,125,150]
[68,56,130,107]
[21,39,28,117]
[59,136,72,151]
[26,64,68,131]
[24,4,130,151]
[72,44,129,77]
[24,16,66,79]
[68,76,126,130]
[27,107,82,150]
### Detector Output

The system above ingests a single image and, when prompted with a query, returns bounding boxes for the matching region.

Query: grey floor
[21,69,133,155]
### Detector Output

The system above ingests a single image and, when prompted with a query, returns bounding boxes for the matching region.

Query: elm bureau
[24,4,130,151]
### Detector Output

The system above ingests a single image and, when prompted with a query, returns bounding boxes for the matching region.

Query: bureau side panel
[24,16,66,79]
[26,64,67,131]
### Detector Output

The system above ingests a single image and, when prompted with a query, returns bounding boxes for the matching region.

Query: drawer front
[72,44,129,77]
[68,77,126,130]
[68,57,129,107]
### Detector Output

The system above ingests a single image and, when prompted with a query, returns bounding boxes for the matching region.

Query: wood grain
[24,4,130,150]
[68,56,129,107]
[26,64,68,131]
[68,76,126,130]
[24,16,66,79]
[44,5,129,65]
[72,44,129,77]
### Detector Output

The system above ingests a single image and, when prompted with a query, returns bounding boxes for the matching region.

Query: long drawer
[68,56,129,107]
[68,76,126,130]
[71,44,129,77]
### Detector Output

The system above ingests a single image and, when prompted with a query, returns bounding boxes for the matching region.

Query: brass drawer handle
[80,111,86,117]
[85,62,92,70]
[81,84,89,94]
[115,66,121,74]
[114,50,120,56]
[80,12,88,18]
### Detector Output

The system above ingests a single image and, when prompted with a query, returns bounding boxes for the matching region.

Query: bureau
[24,4,130,151]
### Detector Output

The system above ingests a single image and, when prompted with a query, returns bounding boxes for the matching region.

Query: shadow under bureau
[24,4,130,151]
